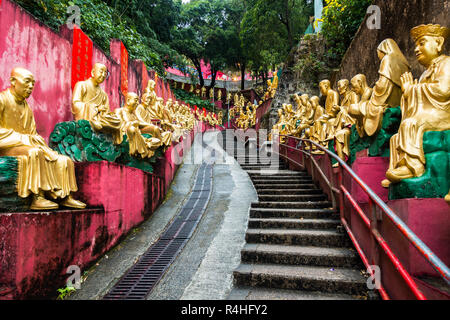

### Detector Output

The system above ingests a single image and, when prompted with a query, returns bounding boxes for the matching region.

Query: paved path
[69,131,256,300]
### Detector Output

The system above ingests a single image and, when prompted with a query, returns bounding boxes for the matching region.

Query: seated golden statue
[72,63,123,144]
[136,89,172,147]
[349,39,410,137]
[0,68,85,210]
[201,87,206,98]
[348,74,374,137]
[337,79,359,108]
[382,24,450,187]
[115,93,162,157]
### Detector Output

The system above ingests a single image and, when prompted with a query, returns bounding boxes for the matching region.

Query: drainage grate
[103,163,214,300]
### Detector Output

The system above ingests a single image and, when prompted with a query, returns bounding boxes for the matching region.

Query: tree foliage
[321,0,373,65]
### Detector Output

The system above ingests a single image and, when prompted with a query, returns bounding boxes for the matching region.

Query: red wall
[0,0,177,141]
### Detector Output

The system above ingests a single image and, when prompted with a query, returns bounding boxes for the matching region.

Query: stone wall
[336,0,450,86]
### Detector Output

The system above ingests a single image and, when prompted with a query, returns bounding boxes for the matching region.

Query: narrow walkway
[69,131,257,300]
[226,131,374,300]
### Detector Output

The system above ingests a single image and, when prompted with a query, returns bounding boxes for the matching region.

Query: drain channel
[103,162,213,300]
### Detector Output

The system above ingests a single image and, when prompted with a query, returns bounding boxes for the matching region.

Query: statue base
[389,130,450,201]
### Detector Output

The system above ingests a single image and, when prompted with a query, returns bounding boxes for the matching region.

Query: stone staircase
[220,131,374,300]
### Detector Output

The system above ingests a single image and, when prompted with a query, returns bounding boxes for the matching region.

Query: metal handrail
[276,134,450,298]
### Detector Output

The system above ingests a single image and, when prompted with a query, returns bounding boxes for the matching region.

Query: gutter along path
[69,131,257,300]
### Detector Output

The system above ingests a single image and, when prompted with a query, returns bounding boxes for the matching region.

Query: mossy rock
[49,120,162,173]
[389,130,450,200]
[349,106,401,164]
[0,157,31,212]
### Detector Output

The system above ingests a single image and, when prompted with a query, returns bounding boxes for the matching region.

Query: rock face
[267,0,449,128]
[268,35,331,129]
[336,0,450,86]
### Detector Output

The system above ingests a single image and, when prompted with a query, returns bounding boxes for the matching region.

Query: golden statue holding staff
[349,39,410,137]
[0,68,86,210]
[382,24,450,187]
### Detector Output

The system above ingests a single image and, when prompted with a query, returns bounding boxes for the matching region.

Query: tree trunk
[240,63,246,90]
[210,67,218,89]
[192,58,204,87]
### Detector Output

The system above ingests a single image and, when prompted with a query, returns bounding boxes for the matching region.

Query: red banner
[120,42,128,97]
[71,26,93,90]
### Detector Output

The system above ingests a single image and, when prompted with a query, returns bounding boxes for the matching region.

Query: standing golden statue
[382,24,450,187]
[201,87,206,98]
[349,39,410,137]
[0,68,86,210]
[217,89,222,102]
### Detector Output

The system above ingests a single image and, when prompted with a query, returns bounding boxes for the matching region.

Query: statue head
[411,24,449,67]
[337,79,349,95]
[310,96,320,108]
[125,92,139,111]
[10,67,35,100]
[91,63,108,86]
[147,79,156,91]
[300,94,309,106]
[319,80,331,96]
[351,74,368,95]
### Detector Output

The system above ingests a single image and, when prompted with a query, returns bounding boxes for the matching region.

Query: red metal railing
[273,134,450,300]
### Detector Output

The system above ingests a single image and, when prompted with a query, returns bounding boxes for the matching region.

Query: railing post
[338,166,344,219]
[369,197,381,268]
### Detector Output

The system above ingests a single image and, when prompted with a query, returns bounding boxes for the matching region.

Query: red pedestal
[350,157,389,203]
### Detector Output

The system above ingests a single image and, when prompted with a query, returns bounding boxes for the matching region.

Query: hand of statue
[400,72,415,94]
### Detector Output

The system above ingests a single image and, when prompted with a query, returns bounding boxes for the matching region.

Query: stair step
[258,194,327,202]
[241,244,360,268]
[248,218,340,230]
[251,201,333,209]
[257,189,322,196]
[233,264,368,296]
[255,184,316,189]
[250,208,338,219]
[246,229,350,247]
[252,178,313,184]
[227,287,358,300]
[250,174,311,179]
[247,170,306,175]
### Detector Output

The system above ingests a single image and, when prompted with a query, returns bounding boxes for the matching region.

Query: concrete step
[252,178,313,184]
[257,189,323,196]
[258,194,327,202]
[254,184,317,190]
[246,228,351,247]
[250,208,338,219]
[251,201,333,209]
[249,172,309,178]
[249,175,311,180]
[248,218,340,230]
[227,286,358,300]
[241,244,361,268]
[233,264,368,296]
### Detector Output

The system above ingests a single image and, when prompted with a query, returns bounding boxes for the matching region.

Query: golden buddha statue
[349,39,410,137]
[181,82,185,90]
[209,88,214,100]
[195,88,200,96]
[292,94,314,137]
[348,74,373,137]
[337,79,359,108]
[136,91,172,147]
[382,24,450,188]
[319,80,339,114]
[189,84,194,93]
[201,87,206,98]
[72,63,123,144]
[226,92,231,104]
[0,68,86,210]
[217,89,222,102]
[115,93,162,157]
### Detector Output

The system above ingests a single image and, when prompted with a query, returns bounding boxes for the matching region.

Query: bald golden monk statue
[115,92,162,157]
[0,68,86,210]
[349,39,410,137]
[382,24,450,188]
[72,63,123,144]
[349,74,374,137]
[319,80,339,114]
